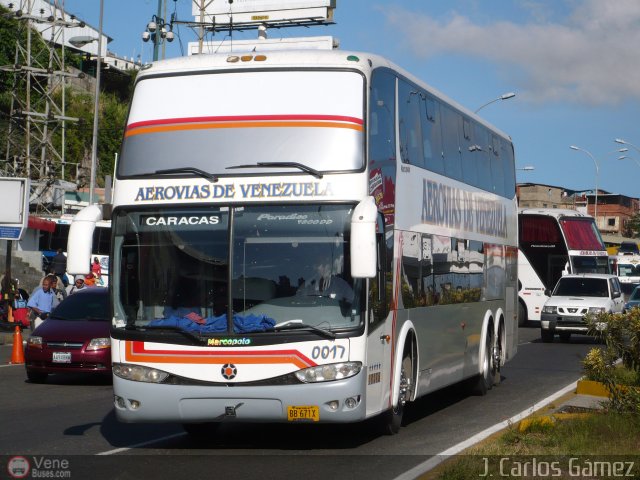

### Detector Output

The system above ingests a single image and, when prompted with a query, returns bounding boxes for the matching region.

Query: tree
[625,212,640,238]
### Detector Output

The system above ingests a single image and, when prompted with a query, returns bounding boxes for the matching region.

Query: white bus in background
[517,208,609,325]
[612,253,640,294]
[69,48,519,435]
[40,216,111,286]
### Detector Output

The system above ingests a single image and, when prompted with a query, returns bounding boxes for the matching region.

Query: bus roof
[137,49,512,142]
[518,208,593,220]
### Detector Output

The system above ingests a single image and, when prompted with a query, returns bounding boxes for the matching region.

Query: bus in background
[518,208,609,325]
[69,48,518,435]
[40,216,111,285]
[612,252,640,295]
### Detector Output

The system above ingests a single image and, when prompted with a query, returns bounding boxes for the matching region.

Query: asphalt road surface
[0,327,598,480]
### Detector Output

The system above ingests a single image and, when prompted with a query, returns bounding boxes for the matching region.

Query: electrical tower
[1,0,84,215]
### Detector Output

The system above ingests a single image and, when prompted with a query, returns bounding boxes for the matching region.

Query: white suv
[540,274,624,343]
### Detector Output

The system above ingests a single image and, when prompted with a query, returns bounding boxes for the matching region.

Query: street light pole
[615,138,640,156]
[89,0,104,205]
[474,92,516,114]
[570,145,599,221]
[619,155,640,169]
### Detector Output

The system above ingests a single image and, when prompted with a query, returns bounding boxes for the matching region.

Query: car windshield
[553,277,609,297]
[630,288,640,301]
[51,291,109,320]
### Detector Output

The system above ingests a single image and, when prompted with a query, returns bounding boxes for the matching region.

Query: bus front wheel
[380,353,412,435]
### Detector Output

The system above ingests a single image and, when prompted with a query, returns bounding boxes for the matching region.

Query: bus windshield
[112,204,363,334]
[118,70,364,178]
[559,217,605,251]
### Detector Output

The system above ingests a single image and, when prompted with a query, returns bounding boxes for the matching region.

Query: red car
[25,288,111,383]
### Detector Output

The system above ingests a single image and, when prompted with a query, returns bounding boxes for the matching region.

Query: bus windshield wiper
[141,325,204,343]
[273,319,335,339]
[226,162,323,179]
[152,167,219,183]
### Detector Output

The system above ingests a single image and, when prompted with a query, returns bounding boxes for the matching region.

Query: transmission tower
[1,0,84,215]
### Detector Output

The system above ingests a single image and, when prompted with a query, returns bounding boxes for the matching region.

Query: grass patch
[424,412,640,479]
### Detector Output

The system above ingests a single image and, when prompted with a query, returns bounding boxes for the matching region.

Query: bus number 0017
[311,345,345,360]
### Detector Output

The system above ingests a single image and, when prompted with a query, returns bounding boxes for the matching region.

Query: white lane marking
[0,363,23,367]
[97,432,186,455]
[393,380,578,480]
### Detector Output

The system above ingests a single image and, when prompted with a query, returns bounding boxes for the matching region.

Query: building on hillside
[591,194,640,236]
[516,183,579,210]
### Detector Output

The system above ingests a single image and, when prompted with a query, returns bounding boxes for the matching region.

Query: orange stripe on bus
[125,120,363,138]
[124,341,315,369]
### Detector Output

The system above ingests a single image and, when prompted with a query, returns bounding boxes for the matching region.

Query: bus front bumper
[113,371,367,424]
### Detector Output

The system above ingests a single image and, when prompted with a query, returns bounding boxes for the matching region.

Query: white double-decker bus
[69,48,518,434]
[518,208,609,325]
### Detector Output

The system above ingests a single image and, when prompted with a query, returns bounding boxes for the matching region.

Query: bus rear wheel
[470,328,495,396]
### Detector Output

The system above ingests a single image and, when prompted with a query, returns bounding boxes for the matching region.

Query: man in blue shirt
[27,277,55,329]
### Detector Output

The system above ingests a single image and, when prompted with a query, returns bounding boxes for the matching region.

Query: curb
[517,379,609,433]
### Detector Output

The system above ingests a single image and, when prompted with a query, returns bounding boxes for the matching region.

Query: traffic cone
[11,325,25,365]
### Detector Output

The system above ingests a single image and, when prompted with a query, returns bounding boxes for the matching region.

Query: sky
[59,0,640,198]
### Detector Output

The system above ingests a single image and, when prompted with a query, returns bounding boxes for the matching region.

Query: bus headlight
[113,363,169,383]
[294,362,362,383]
[542,305,557,314]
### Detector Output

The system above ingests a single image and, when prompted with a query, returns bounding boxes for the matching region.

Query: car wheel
[26,371,48,383]
[540,329,555,343]
[559,332,571,343]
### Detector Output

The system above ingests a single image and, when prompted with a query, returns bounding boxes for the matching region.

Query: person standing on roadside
[49,248,69,287]
[91,257,103,285]
[27,276,55,330]
[66,275,86,295]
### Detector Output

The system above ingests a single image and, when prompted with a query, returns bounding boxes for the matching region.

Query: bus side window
[490,134,505,197]
[441,105,463,181]
[370,214,389,325]
[369,69,396,164]
[422,95,445,175]
[398,79,425,168]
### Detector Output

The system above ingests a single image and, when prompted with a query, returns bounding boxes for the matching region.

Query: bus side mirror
[67,204,103,275]
[350,196,377,279]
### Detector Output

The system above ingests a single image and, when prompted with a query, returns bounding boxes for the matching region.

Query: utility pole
[1,0,83,214]
[153,0,163,61]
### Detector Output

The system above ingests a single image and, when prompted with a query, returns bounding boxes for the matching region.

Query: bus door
[365,222,393,416]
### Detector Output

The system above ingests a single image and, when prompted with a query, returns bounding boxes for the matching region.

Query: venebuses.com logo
[7,456,71,478]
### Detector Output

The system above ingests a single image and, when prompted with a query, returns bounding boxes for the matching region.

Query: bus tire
[470,327,495,396]
[493,323,504,386]
[380,353,412,435]
[518,301,527,327]
[183,422,220,439]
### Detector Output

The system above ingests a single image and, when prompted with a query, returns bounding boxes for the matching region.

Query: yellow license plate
[287,406,319,422]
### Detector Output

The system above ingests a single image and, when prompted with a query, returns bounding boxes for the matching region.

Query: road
[0,327,598,480]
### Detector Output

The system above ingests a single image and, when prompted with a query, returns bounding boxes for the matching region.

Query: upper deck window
[118,70,365,178]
